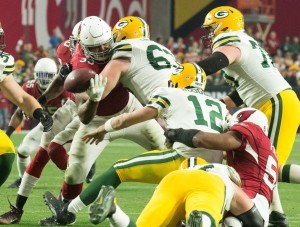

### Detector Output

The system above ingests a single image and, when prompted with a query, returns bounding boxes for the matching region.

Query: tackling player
[42,63,230,226]
[196,6,300,225]
[0,24,53,187]
[6,58,74,188]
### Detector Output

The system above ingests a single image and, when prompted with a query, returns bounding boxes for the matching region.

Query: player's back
[110,38,177,105]
[227,121,278,204]
[212,31,291,108]
[148,87,229,157]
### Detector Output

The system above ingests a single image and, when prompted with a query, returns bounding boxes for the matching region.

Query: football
[64,68,96,93]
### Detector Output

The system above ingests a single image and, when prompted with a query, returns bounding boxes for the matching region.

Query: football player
[42,63,229,226]
[5,58,74,188]
[196,6,300,226]
[165,108,278,226]
[88,164,245,227]
[0,24,53,187]
[35,16,170,226]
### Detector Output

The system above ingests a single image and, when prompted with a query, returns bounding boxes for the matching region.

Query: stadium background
[0,0,299,130]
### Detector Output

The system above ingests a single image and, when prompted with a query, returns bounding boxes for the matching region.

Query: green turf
[0,133,300,226]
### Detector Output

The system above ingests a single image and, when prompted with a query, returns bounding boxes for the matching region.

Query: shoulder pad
[0,52,15,75]
[109,41,132,60]
[212,32,241,50]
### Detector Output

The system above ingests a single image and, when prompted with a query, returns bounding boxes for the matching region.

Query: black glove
[59,63,72,81]
[33,108,53,132]
[164,128,199,148]
[38,95,47,105]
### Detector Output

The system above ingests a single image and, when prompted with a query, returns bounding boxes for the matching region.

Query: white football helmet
[79,16,113,63]
[69,21,81,54]
[34,58,57,90]
[227,107,269,135]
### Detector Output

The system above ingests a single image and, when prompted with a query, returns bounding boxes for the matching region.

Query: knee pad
[17,145,33,157]
[65,163,86,184]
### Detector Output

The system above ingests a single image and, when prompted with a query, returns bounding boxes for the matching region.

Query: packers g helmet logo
[214,10,229,19]
[172,65,184,75]
[115,20,129,29]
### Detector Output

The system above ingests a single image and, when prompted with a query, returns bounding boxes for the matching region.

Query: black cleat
[187,210,202,227]
[43,191,75,226]
[0,201,23,224]
[86,163,96,183]
[269,211,289,227]
[8,178,22,188]
[88,185,116,225]
[38,216,60,226]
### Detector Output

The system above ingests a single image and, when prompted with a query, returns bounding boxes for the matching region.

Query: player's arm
[5,107,24,137]
[82,106,158,145]
[164,128,242,151]
[100,58,131,100]
[197,45,240,75]
[221,90,244,108]
[38,63,72,104]
[0,75,53,132]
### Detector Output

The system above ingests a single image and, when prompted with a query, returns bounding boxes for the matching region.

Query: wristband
[6,126,15,137]
[32,108,44,121]
[104,119,115,132]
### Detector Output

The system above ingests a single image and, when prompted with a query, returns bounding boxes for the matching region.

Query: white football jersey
[212,31,291,108]
[147,87,229,157]
[0,52,14,82]
[110,38,178,105]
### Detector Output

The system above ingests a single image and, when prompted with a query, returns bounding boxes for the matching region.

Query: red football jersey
[71,46,129,116]
[227,122,278,205]
[22,80,75,115]
[56,40,72,65]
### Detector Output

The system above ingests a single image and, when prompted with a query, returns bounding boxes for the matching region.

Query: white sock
[109,205,130,227]
[270,184,284,213]
[280,164,300,183]
[18,172,39,197]
[68,197,86,214]
[17,154,31,178]
[223,216,243,227]
[202,214,212,227]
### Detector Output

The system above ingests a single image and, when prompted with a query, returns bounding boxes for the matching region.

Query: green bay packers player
[0,24,53,186]
[42,63,231,226]
[196,6,300,226]
[88,164,249,227]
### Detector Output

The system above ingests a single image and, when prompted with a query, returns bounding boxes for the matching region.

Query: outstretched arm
[165,128,242,151]
[82,106,158,145]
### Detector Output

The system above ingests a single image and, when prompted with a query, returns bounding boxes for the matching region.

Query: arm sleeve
[197,51,229,75]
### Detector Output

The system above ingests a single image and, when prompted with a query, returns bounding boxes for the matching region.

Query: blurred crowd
[1,30,300,130]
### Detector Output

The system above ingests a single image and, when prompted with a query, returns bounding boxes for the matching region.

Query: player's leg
[48,116,80,170]
[0,130,15,186]
[185,171,227,227]
[0,102,75,224]
[8,124,43,188]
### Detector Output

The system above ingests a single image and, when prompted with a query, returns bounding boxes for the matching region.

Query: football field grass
[1,133,300,226]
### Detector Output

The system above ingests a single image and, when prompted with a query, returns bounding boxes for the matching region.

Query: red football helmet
[0,23,6,54]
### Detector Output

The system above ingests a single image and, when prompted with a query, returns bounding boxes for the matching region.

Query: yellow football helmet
[169,63,207,91]
[112,16,150,42]
[201,6,244,45]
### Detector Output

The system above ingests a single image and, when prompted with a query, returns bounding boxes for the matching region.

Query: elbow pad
[197,51,229,75]
[237,205,264,227]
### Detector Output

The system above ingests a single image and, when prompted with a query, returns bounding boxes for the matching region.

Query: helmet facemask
[35,71,56,91]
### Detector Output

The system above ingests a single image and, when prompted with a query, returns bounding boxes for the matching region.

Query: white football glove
[87,74,108,102]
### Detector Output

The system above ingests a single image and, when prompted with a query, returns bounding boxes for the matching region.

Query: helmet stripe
[137,17,149,38]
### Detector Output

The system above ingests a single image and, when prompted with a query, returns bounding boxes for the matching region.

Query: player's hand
[40,111,53,132]
[59,63,72,81]
[164,128,199,148]
[87,74,107,102]
[81,126,106,145]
